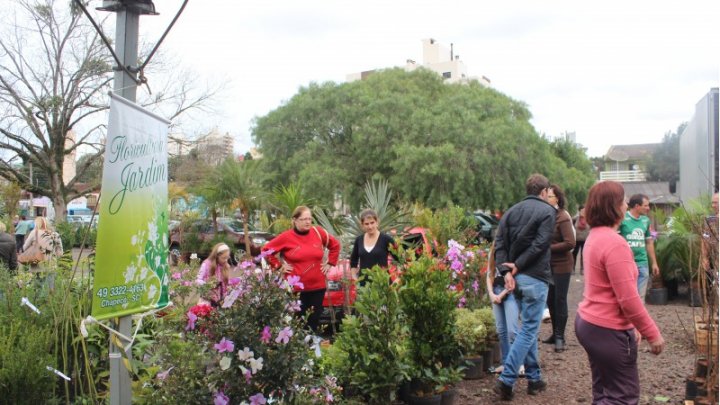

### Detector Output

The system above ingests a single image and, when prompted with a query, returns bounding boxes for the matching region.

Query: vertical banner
[92,93,171,320]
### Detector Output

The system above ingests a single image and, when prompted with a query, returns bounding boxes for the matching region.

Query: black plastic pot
[462,356,484,380]
[407,393,442,405]
[440,387,457,405]
[647,287,668,305]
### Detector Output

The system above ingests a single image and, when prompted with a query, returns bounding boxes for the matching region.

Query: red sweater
[261,226,340,292]
[577,226,661,342]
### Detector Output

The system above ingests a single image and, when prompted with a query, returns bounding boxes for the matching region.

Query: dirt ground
[455,272,706,405]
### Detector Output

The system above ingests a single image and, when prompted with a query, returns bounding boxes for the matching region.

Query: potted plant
[453,308,487,379]
[399,257,463,404]
[326,266,411,404]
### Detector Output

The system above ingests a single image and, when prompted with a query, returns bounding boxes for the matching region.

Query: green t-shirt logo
[619,213,650,266]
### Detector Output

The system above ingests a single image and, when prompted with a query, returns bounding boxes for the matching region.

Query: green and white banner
[91,93,170,320]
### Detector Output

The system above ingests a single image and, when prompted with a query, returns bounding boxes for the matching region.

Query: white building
[347,38,490,86]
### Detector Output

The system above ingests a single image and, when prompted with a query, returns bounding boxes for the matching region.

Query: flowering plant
[143,260,341,404]
[443,240,490,309]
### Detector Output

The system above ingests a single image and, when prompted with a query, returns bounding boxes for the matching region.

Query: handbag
[18,229,46,265]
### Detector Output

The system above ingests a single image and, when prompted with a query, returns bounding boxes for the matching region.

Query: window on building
[442,72,451,79]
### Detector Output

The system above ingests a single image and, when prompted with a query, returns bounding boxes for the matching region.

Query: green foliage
[655,195,712,282]
[453,308,487,355]
[0,319,55,404]
[398,257,463,394]
[413,205,474,250]
[342,178,409,240]
[252,68,596,210]
[646,123,686,191]
[56,222,77,252]
[548,138,596,211]
[329,266,411,404]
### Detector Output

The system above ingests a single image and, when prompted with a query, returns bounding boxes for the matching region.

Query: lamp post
[96,2,157,404]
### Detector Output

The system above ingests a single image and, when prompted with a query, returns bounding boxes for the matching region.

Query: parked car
[168,218,275,265]
[319,259,356,333]
[472,211,499,243]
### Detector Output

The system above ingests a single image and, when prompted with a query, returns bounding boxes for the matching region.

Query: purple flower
[260,326,272,344]
[472,280,479,292]
[185,311,197,331]
[240,260,254,269]
[249,392,267,405]
[182,280,192,287]
[325,391,334,402]
[275,326,293,344]
[287,275,304,290]
[214,391,229,405]
[457,296,467,308]
[255,249,275,262]
[222,288,242,308]
[243,368,252,384]
[228,277,241,286]
[450,259,463,272]
[156,367,173,380]
[285,300,302,313]
[214,337,235,353]
[172,272,182,280]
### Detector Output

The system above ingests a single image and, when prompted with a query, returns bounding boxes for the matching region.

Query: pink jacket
[577,226,661,342]
[196,260,229,304]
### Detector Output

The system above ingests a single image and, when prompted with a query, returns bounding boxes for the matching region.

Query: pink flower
[214,337,235,353]
[287,275,304,290]
[255,248,275,261]
[214,391,229,405]
[472,280,479,292]
[260,326,272,344]
[285,300,302,313]
[450,259,463,272]
[325,391,334,402]
[240,260,254,269]
[172,272,182,280]
[185,311,197,331]
[182,280,192,287]
[249,393,267,405]
[457,296,467,308]
[243,368,252,384]
[275,326,293,344]
[228,277,241,286]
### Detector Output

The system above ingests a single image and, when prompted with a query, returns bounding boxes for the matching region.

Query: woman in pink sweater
[575,181,664,405]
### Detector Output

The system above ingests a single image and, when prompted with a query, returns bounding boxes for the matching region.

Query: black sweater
[349,233,395,280]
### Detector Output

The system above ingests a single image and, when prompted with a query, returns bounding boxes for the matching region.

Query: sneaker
[493,379,514,401]
[527,379,547,395]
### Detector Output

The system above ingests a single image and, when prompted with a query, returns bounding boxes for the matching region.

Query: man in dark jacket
[493,173,556,401]
[0,222,18,273]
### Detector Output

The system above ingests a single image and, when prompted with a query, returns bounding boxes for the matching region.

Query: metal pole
[109,6,139,405]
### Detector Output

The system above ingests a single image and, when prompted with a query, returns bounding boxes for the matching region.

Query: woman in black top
[349,209,396,285]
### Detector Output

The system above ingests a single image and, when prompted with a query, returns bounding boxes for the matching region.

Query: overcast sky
[137,0,719,158]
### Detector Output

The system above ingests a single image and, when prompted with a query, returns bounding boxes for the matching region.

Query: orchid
[248,356,264,374]
[275,327,293,344]
[287,275,304,290]
[214,391,229,405]
[237,347,254,361]
[185,311,197,331]
[249,393,267,405]
[214,337,235,353]
[260,326,272,344]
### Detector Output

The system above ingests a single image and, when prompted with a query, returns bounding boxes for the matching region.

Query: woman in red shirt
[261,206,340,332]
[575,181,664,404]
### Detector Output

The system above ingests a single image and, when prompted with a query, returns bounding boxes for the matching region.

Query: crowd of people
[489,174,667,404]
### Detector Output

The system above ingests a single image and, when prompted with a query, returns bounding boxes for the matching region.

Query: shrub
[454,308,487,356]
[398,257,463,395]
[328,266,411,404]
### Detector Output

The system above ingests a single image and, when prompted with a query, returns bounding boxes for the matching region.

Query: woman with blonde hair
[22,216,63,290]
[196,242,233,306]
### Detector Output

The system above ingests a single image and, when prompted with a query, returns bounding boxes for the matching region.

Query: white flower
[237,347,254,361]
[124,265,136,283]
[190,253,198,260]
[248,357,263,374]
[219,356,232,370]
[148,222,158,243]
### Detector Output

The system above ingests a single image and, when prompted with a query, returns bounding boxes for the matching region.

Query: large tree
[0,0,218,222]
[646,122,686,192]
[252,68,595,210]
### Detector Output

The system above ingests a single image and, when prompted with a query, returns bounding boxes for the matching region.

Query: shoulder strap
[312,226,329,248]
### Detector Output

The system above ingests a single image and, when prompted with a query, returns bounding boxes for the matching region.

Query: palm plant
[267,181,315,234]
[342,178,409,239]
[214,158,267,258]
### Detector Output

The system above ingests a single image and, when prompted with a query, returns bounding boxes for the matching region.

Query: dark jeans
[575,316,639,405]
[546,272,571,339]
[15,234,25,253]
[572,240,586,271]
[299,289,326,333]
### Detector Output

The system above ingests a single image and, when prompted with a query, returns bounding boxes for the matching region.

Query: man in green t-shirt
[618,194,659,302]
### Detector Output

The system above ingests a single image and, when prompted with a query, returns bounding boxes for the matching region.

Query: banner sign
[91,93,171,320]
